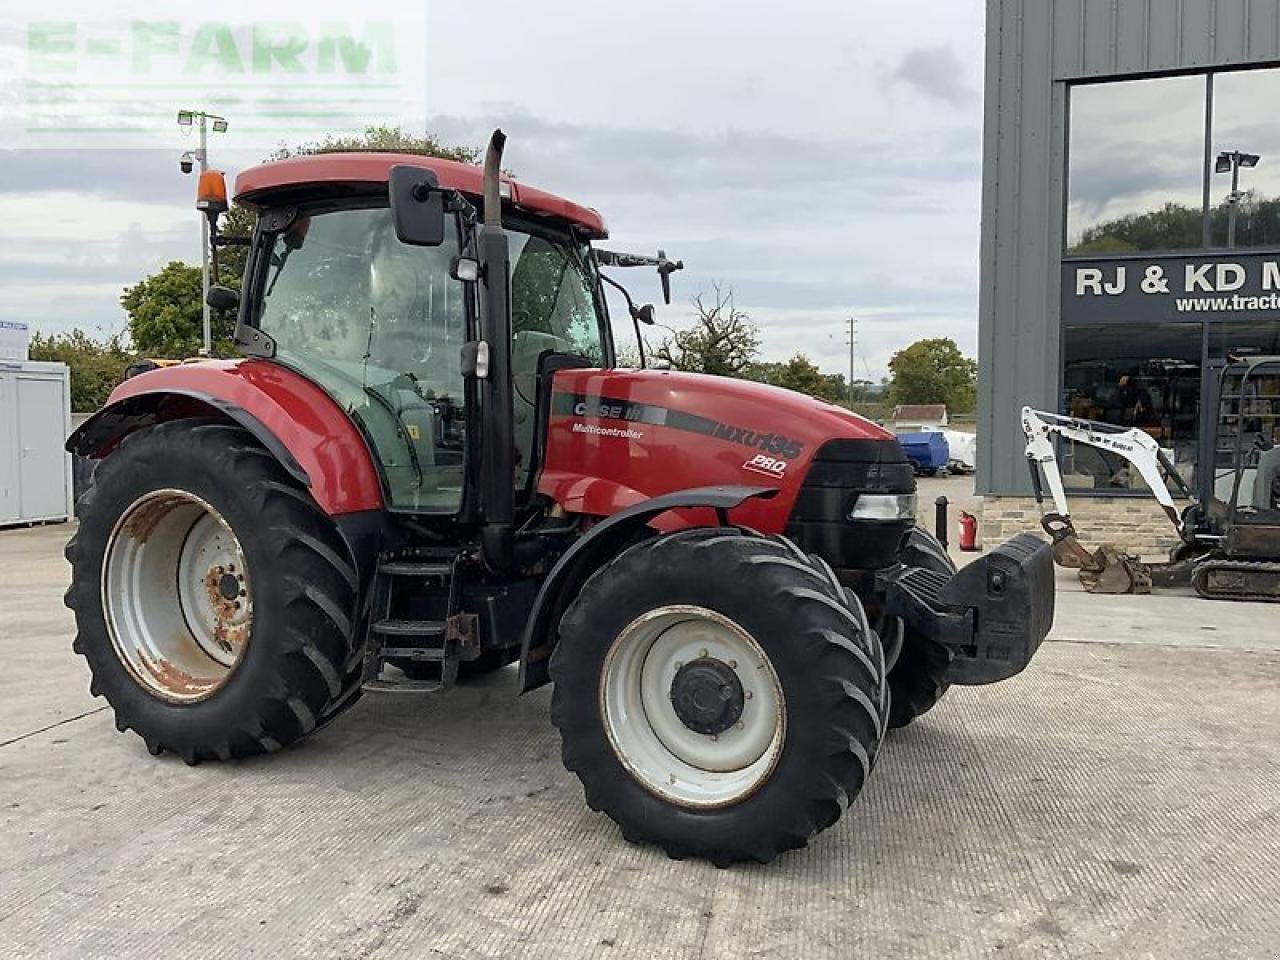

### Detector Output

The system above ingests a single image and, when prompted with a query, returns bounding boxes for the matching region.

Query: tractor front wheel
[550,528,887,865]
[65,422,363,763]
[886,527,956,729]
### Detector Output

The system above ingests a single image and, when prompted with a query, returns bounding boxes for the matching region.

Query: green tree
[654,286,760,376]
[1069,194,1280,253]
[120,125,476,358]
[28,329,132,412]
[747,353,849,404]
[886,337,977,413]
[121,261,233,358]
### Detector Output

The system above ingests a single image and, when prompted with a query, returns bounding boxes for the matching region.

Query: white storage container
[0,361,74,525]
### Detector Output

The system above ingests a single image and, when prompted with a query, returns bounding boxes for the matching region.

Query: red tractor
[66,132,1054,864]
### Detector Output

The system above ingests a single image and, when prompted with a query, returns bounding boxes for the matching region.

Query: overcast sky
[0,0,986,379]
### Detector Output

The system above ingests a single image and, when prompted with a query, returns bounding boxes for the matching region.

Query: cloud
[429,109,979,202]
[0,2,988,379]
[888,46,977,107]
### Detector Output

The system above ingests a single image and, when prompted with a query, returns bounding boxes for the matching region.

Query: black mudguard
[517,485,777,692]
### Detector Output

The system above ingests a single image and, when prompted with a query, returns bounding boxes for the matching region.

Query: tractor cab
[230,148,616,520]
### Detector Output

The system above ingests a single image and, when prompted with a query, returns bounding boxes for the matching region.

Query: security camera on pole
[1215,149,1261,249]
[178,109,229,356]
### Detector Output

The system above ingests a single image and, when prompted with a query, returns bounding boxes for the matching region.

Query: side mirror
[389,165,446,247]
[634,304,656,325]
[657,249,683,305]
[206,285,240,312]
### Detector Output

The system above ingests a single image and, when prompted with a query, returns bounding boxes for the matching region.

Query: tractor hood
[537,367,898,530]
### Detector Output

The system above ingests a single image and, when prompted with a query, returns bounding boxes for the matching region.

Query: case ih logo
[555,393,806,460]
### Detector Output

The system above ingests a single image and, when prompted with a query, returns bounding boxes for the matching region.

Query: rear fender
[518,485,777,692]
[66,360,383,516]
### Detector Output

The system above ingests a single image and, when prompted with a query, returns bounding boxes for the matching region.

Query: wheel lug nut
[699,648,708,658]
[745,690,753,700]
[728,659,738,669]
[736,721,744,730]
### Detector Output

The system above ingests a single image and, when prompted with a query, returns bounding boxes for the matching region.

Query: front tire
[886,528,956,729]
[550,528,886,865]
[65,422,363,763]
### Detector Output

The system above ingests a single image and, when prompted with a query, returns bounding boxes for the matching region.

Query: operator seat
[1255,445,1280,511]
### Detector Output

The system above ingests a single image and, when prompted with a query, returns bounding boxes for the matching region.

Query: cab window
[256,203,468,512]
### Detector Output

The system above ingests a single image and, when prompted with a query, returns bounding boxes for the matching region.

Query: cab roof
[233,152,607,238]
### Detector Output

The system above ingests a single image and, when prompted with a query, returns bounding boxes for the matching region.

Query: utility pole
[846,316,857,406]
[178,109,229,356]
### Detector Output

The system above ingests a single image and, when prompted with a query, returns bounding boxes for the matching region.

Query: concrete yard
[2,517,1279,959]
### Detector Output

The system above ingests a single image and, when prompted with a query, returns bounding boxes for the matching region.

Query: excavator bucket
[1076,544,1152,595]
[1042,516,1151,594]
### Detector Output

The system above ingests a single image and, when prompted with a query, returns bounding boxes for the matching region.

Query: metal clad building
[979,0,1280,550]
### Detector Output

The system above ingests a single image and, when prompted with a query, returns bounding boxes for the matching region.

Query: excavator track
[1191,559,1280,603]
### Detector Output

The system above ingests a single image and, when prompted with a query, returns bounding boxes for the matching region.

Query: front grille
[785,438,916,570]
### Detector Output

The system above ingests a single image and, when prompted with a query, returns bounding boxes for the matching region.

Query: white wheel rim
[600,605,786,809]
[102,489,252,702]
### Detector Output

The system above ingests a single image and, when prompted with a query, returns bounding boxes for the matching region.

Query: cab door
[253,202,470,513]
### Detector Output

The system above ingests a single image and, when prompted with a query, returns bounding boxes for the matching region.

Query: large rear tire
[65,422,364,763]
[550,528,887,865]
[887,527,956,729]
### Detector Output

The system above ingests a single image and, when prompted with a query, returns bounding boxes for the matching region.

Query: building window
[1061,322,1202,491]
[1208,67,1280,249]
[1066,75,1208,255]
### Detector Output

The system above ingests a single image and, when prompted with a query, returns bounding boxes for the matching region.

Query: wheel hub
[217,572,240,602]
[670,658,744,735]
[102,489,252,702]
[600,604,786,809]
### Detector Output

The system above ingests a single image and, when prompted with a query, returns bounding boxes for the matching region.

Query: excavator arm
[1020,407,1193,593]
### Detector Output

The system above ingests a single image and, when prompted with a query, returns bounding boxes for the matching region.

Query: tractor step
[361,677,444,694]
[371,618,447,638]
[378,645,446,661]
[362,552,463,693]
[378,560,454,578]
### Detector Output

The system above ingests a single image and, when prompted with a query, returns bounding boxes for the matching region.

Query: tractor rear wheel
[886,527,956,729]
[65,421,363,763]
[550,527,887,865]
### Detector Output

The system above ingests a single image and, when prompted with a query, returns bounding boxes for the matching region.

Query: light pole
[1215,149,1261,249]
[178,109,229,355]
[846,316,857,407]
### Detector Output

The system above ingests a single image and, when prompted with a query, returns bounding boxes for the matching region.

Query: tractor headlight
[849,493,917,522]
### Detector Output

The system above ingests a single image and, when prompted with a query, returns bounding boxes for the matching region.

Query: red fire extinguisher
[958,511,979,552]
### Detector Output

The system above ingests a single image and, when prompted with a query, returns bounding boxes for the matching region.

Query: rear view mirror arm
[599,272,649,369]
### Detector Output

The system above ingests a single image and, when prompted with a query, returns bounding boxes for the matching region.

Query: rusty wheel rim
[102,489,252,703]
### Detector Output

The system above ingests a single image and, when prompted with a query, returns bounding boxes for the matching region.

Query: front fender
[67,359,383,516]
[517,484,777,692]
